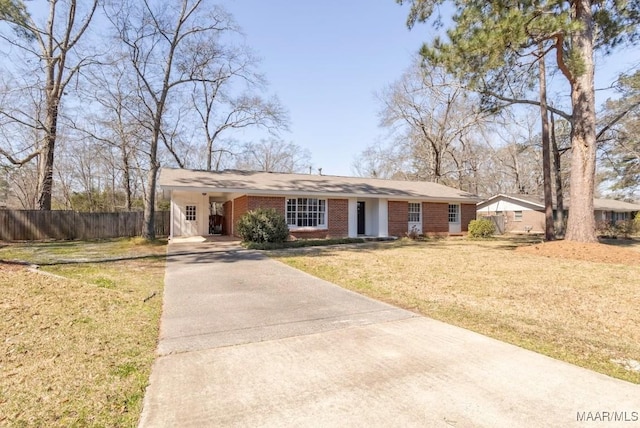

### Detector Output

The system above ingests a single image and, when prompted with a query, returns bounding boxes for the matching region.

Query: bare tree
[77,60,150,211]
[106,0,254,239]
[5,163,38,209]
[233,138,311,173]
[192,68,289,171]
[378,58,489,185]
[351,140,410,179]
[0,0,98,210]
[597,71,640,200]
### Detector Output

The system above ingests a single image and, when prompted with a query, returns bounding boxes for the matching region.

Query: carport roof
[158,167,480,202]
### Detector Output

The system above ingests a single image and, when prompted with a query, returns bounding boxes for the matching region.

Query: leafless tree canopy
[0,0,291,239]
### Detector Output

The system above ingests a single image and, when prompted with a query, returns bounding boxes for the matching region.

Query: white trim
[377,198,389,237]
[408,202,422,234]
[348,198,358,238]
[448,203,461,234]
[285,197,327,229]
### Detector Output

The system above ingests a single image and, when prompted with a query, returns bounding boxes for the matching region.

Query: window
[286,198,326,228]
[514,210,523,221]
[613,212,628,222]
[448,204,460,223]
[185,205,196,221]
[408,203,421,223]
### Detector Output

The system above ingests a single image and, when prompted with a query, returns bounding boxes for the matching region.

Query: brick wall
[327,198,348,237]
[230,195,349,239]
[460,203,476,232]
[290,229,330,239]
[388,201,408,237]
[289,198,349,239]
[248,196,286,216]
[423,202,449,234]
[232,195,248,237]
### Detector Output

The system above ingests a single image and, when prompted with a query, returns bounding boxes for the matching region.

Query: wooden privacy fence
[0,210,170,241]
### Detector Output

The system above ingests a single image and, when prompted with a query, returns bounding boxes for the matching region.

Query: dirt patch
[516,240,640,266]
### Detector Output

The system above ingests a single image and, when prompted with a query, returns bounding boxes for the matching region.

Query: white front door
[408,202,422,234]
[448,204,461,233]
[180,203,200,236]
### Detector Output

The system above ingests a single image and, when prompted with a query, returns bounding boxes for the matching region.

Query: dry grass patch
[272,237,640,383]
[0,239,166,427]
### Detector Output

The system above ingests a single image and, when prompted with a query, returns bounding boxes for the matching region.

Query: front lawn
[0,238,166,427]
[271,237,640,383]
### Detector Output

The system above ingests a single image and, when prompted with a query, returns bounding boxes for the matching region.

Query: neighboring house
[592,199,640,224]
[476,193,640,234]
[158,168,479,239]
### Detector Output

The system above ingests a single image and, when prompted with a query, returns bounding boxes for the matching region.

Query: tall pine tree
[398,0,640,242]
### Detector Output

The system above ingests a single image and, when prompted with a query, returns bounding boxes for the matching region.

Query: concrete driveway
[139,240,639,427]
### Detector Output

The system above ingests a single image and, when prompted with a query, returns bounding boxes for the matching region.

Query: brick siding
[228,194,476,238]
[229,195,348,239]
[289,198,348,239]
[460,203,476,232]
[388,201,408,237]
[423,202,449,234]
[232,195,249,237]
[326,198,348,237]
[248,196,286,216]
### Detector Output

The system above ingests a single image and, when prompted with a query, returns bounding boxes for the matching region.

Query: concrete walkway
[139,240,639,427]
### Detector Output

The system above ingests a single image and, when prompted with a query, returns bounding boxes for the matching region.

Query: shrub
[405,225,420,240]
[597,219,636,239]
[635,212,640,234]
[236,208,289,243]
[596,221,617,238]
[468,218,496,238]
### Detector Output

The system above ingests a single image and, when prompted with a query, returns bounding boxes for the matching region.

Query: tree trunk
[565,1,597,243]
[538,47,554,241]
[122,146,132,211]
[550,112,565,237]
[37,100,58,210]
[143,166,157,240]
[206,136,213,171]
[142,133,159,240]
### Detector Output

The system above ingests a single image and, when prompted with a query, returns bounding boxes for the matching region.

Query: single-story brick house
[158,168,480,239]
[476,193,640,234]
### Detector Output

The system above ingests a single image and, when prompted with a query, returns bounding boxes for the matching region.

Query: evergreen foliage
[468,217,496,238]
[397,0,640,242]
[236,208,289,243]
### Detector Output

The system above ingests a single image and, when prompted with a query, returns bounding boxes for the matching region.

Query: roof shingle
[159,168,479,202]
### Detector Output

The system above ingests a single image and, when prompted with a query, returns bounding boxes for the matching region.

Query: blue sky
[220,0,428,176]
[220,1,639,177]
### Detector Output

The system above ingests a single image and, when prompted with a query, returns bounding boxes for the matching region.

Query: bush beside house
[468,218,496,238]
[236,208,289,243]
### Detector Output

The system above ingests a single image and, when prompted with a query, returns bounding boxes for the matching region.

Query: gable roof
[158,168,480,202]
[477,193,640,212]
[476,193,544,210]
